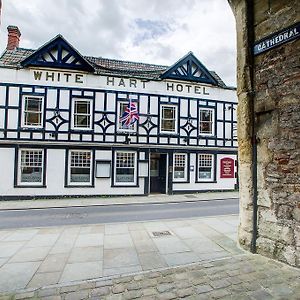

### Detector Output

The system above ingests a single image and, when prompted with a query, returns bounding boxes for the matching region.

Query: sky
[0,0,237,86]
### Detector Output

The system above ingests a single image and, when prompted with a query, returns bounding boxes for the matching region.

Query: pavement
[0,191,239,210]
[0,192,299,299]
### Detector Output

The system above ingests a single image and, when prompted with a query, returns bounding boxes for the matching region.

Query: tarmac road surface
[0,198,238,229]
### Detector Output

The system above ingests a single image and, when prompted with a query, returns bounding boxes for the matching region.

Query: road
[0,198,238,229]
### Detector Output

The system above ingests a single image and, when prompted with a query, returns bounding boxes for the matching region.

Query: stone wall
[229,0,300,267]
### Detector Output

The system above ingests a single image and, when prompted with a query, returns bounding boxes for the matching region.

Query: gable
[160,52,218,85]
[21,35,95,72]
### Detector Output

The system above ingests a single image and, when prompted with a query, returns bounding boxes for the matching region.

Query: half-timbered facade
[0,29,238,199]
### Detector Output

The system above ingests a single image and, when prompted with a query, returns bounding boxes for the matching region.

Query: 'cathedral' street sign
[254,22,299,55]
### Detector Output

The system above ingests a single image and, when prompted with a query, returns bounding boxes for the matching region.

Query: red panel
[220,157,234,178]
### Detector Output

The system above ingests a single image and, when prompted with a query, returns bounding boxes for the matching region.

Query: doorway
[150,153,167,194]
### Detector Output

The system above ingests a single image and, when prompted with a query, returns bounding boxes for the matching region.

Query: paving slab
[9,246,51,263]
[25,233,60,247]
[60,261,103,283]
[37,253,69,273]
[105,224,129,235]
[26,271,61,289]
[68,246,103,263]
[103,248,140,269]
[162,251,200,266]
[138,252,168,270]
[0,261,41,292]
[0,241,25,258]
[104,234,134,249]
[152,236,191,254]
[74,233,104,247]
[2,229,39,242]
[132,237,158,253]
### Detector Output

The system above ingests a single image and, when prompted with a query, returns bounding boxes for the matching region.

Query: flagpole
[128,94,131,144]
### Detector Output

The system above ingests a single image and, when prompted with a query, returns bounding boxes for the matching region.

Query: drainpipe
[246,0,258,254]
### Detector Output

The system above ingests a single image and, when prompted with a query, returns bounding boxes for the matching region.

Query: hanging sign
[220,157,234,178]
[254,22,300,55]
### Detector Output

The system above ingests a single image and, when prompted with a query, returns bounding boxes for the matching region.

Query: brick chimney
[7,25,21,50]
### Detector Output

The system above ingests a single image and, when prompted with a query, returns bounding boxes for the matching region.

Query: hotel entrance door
[150,153,167,194]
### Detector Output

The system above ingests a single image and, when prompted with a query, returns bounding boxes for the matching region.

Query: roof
[0,47,229,88]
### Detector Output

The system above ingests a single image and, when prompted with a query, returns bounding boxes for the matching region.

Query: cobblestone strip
[1,254,299,300]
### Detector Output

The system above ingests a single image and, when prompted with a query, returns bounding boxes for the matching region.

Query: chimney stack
[7,25,21,50]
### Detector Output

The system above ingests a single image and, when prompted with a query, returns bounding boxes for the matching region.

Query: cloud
[133,19,173,45]
[0,0,236,85]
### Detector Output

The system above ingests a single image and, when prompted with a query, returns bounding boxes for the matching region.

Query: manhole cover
[152,230,172,237]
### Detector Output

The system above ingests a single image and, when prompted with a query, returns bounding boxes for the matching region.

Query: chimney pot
[7,25,21,50]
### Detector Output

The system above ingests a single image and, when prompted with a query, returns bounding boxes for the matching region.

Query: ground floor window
[69,150,92,184]
[198,154,214,181]
[173,153,187,181]
[115,151,136,184]
[19,149,44,184]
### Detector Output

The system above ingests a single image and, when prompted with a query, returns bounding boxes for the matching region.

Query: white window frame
[68,150,92,185]
[160,104,178,134]
[117,101,137,132]
[198,154,214,181]
[18,148,44,185]
[71,98,92,130]
[114,151,137,186]
[22,95,44,128]
[199,108,215,136]
[173,153,188,182]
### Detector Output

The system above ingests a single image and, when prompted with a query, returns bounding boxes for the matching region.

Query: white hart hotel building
[0,26,238,199]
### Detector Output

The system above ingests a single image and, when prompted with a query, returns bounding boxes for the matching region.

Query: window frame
[71,98,93,130]
[160,104,178,134]
[67,150,93,186]
[199,107,215,136]
[22,95,44,128]
[117,100,138,133]
[16,148,46,187]
[196,153,215,182]
[113,151,137,186]
[173,153,188,182]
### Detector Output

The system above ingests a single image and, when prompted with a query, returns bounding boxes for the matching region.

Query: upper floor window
[198,154,214,181]
[160,104,177,133]
[19,149,44,185]
[117,101,137,132]
[72,99,92,130]
[199,108,214,135]
[69,150,92,184]
[173,153,187,181]
[22,96,44,128]
[115,151,137,185]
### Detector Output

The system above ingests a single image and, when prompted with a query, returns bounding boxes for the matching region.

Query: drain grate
[152,230,172,237]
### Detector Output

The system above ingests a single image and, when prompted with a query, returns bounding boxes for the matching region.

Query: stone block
[112,284,125,294]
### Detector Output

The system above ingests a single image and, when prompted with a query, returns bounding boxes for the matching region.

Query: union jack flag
[120,100,139,128]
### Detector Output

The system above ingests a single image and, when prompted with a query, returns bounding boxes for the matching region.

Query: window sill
[70,129,94,133]
[173,180,190,184]
[14,184,46,188]
[20,127,44,131]
[111,184,139,188]
[64,184,95,188]
[198,134,216,138]
[159,132,179,136]
[195,180,217,183]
